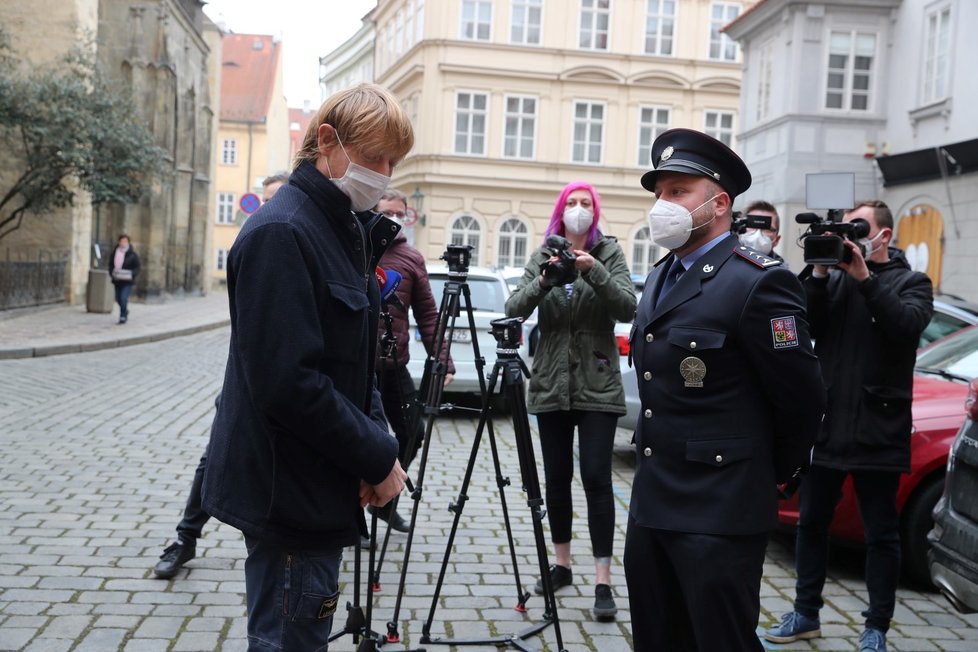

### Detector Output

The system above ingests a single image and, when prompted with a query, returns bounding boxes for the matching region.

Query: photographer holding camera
[767,200,934,652]
[736,200,784,263]
[505,181,636,622]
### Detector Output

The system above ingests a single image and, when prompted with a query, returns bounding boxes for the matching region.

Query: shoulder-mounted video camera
[541,235,579,287]
[795,172,867,266]
[731,211,773,235]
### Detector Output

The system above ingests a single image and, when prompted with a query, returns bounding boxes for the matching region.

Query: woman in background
[504,181,636,621]
[109,233,140,324]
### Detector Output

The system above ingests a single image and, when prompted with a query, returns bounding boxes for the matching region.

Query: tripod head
[441,244,473,280]
[490,317,530,378]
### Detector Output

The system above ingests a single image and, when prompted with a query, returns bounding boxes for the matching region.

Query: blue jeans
[114,283,133,318]
[793,465,901,632]
[244,536,343,651]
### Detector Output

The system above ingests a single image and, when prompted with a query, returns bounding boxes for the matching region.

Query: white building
[726,0,977,298]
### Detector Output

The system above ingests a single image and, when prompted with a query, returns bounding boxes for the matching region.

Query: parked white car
[407,265,536,395]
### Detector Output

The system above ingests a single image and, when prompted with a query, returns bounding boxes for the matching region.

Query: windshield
[916,326,978,380]
[428,276,507,313]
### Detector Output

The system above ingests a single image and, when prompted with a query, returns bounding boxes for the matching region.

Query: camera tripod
[418,316,566,652]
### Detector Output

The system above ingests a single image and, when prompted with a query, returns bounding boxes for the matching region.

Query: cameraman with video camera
[767,200,934,652]
[505,181,636,622]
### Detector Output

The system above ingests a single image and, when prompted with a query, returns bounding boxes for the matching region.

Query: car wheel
[900,475,944,587]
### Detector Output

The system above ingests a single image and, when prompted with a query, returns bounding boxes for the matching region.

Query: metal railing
[0,249,70,310]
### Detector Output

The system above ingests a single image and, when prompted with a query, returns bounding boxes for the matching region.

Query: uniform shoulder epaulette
[733,245,782,269]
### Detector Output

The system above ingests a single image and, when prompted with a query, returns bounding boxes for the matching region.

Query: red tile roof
[220,33,281,123]
[289,106,316,160]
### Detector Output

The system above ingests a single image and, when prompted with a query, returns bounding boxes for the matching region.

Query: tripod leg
[502,365,565,652]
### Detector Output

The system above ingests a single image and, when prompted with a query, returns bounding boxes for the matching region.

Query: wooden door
[896,204,944,287]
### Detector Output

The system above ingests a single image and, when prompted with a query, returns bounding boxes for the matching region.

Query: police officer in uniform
[624,128,825,651]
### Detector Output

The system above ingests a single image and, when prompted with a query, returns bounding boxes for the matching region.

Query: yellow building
[369,0,747,276]
[212,32,290,284]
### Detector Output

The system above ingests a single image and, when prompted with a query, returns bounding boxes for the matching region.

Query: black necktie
[657,257,685,306]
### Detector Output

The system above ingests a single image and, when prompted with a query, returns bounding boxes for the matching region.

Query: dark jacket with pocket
[630,236,825,535]
[802,248,934,472]
[202,161,400,549]
[108,247,140,285]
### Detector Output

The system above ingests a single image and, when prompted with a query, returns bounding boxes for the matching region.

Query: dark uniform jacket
[375,235,455,375]
[202,161,400,549]
[630,235,825,535]
[802,248,933,472]
[505,236,636,415]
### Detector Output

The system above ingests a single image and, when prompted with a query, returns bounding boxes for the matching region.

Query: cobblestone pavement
[1,328,976,651]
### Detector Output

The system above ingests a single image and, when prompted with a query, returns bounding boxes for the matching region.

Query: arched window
[450,214,482,266]
[631,225,658,277]
[497,217,529,268]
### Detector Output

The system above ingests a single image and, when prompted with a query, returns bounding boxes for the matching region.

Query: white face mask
[858,230,885,259]
[562,205,594,235]
[325,137,390,212]
[647,195,720,251]
[739,229,774,255]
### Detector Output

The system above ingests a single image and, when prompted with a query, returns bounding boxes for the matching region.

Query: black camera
[540,235,579,287]
[730,211,773,235]
[490,316,523,351]
[796,213,870,265]
[441,244,473,277]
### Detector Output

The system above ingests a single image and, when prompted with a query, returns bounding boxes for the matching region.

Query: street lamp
[412,184,426,227]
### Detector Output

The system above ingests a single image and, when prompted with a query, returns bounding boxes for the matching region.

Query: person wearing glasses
[367,188,454,537]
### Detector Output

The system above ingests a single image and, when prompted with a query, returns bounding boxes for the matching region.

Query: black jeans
[794,465,901,632]
[536,410,617,558]
[377,365,424,470]
[175,448,210,545]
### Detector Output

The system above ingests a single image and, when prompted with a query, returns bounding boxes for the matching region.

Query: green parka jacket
[505,236,636,415]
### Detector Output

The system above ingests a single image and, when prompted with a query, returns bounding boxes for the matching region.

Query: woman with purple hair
[505,181,636,621]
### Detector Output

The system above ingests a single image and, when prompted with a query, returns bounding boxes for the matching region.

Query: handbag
[112,269,133,282]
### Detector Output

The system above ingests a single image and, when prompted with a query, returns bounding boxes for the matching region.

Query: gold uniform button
[643,371,652,381]
[715,455,723,464]
[644,409,652,419]
[644,447,652,457]
[646,334,654,343]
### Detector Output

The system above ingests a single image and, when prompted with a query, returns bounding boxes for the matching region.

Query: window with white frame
[637,106,670,166]
[572,101,604,164]
[221,139,237,165]
[756,40,774,121]
[503,95,536,159]
[217,192,235,224]
[216,248,229,271]
[704,110,735,147]
[644,0,675,56]
[511,0,542,45]
[708,2,740,61]
[631,226,658,277]
[497,218,530,268]
[395,9,404,57]
[922,4,951,104]
[825,31,876,111]
[454,92,488,155]
[579,0,610,50]
[449,215,481,265]
[415,0,425,42]
[460,0,492,41]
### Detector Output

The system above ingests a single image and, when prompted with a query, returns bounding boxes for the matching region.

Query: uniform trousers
[624,517,768,651]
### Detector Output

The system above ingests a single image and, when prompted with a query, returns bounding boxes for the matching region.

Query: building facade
[0,0,218,304]
[324,0,748,277]
[212,33,290,284]
[726,0,977,298]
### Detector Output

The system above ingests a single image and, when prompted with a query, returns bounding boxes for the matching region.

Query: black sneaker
[153,541,195,579]
[533,564,573,595]
[592,584,617,621]
[359,535,373,550]
[368,504,410,533]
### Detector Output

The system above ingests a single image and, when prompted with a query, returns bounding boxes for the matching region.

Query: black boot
[153,540,196,579]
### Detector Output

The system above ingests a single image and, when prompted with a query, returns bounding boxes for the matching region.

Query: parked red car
[778,324,978,584]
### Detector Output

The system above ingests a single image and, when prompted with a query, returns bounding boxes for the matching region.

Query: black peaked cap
[640,128,752,199]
